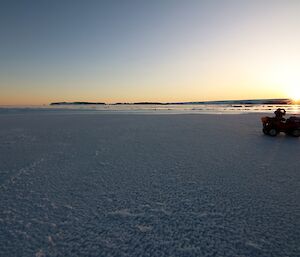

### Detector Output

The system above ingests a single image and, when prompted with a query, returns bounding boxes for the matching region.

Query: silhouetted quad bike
[261,110,300,137]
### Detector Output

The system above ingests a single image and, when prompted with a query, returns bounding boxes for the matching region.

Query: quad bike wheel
[290,129,300,137]
[268,128,278,137]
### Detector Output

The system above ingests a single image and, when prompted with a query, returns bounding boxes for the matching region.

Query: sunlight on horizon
[289,85,300,102]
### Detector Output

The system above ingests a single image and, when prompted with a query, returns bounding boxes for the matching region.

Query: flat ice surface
[0,112,299,257]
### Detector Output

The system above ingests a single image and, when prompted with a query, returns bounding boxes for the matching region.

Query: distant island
[50,99,294,106]
[114,102,169,105]
[181,99,293,105]
[113,99,293,105]
[50,102,106,105]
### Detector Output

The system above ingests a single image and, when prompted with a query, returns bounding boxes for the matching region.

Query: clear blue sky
[1,0,300,104]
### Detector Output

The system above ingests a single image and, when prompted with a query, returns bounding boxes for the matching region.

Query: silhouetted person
[274,108,286,121]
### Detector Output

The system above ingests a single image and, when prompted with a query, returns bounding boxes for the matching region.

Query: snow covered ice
[0,111,299,256]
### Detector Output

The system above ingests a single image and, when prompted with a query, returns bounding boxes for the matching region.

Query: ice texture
[0,112,299,256]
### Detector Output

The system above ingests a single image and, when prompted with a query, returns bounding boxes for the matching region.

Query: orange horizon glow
[0,77,293,106]
[0,91,293,106]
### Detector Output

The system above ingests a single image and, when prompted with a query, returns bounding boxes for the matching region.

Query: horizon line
[1,97,296,107]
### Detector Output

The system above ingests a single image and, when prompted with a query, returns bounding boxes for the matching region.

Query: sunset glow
[288,85,300,102]
[1,1,300,105]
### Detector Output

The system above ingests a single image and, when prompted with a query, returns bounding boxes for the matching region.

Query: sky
[1,0,300,105]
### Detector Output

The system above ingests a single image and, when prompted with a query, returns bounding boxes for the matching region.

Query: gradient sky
[1,0,300,105]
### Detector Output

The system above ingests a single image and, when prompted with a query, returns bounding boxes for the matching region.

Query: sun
[288,85,300,103]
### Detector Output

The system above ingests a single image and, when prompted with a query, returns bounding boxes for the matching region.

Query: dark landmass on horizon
[50,99,294,106]
[50,102,106,105]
